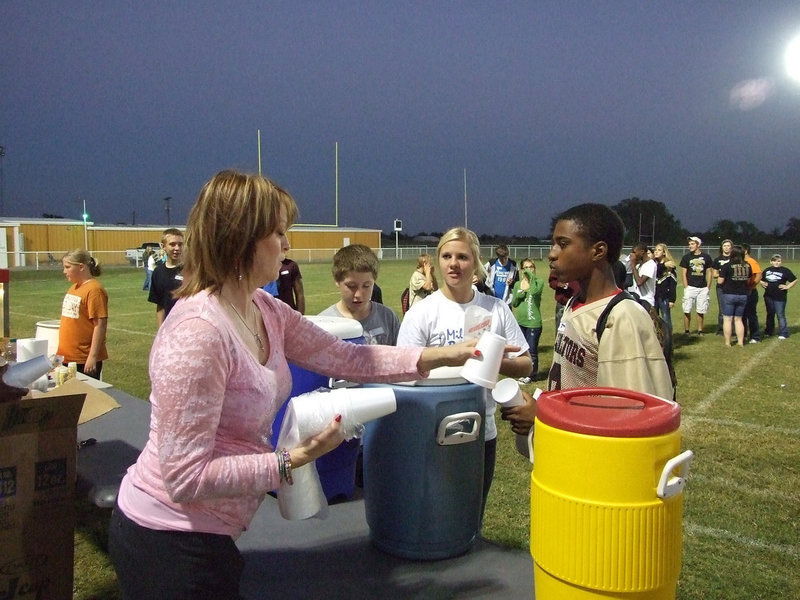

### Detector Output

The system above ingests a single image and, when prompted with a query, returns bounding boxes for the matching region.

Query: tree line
[391,198,800,247]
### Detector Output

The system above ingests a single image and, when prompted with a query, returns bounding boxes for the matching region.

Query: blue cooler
[363,373,485,560]
[271,315,365,501]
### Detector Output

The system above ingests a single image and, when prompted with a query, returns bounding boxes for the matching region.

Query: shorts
[682,286,710,315]
[720,293,747,317]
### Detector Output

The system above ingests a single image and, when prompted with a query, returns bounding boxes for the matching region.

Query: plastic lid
[536,387,680,437]
[303,315,364,340]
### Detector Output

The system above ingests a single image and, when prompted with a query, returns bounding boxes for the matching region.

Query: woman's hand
[500,390,537,436]
[418,339,479,372]
[417,340,522,372]
[288,415,344,469]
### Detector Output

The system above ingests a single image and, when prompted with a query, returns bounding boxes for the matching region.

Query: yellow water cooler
[531,387,693,599]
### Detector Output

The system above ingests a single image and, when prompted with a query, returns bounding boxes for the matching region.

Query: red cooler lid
[536,387,680,437]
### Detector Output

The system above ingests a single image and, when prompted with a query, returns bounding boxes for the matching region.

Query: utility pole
[0,146,5,216]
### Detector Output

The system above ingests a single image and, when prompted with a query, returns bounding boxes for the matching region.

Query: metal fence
[7,244,799,270]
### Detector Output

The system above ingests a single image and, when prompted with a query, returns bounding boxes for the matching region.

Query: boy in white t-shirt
[628,241,657,308]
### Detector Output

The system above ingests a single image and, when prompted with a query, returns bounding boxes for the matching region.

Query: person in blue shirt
[484,244,518,304]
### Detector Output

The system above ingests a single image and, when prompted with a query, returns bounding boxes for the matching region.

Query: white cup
[334,387,396,426]
[290,387,398,440]
[16,338,49,362]
[492,378,525,407]
[460,330,506,389]
[277,462,329,520]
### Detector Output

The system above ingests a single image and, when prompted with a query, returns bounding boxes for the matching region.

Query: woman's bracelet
[276,448,293,485]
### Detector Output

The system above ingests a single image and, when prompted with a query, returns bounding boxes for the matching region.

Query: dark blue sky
[2,2,800,238]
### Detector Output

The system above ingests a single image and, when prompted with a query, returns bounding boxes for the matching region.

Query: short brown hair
[331,244,379,282]
[176,170,297,297]
[161,228,183,244]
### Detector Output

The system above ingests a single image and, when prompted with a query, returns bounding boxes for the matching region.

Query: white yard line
[692,338,780,416]
[687,473,799,503]
[685,523,800,560]
[682,415,800,438]
[683,321,800,563]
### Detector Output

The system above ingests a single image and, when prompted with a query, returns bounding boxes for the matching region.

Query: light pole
[164,196,172,226]
[0,145,5,216]
[81,199,89,250]
[393,219,402,260]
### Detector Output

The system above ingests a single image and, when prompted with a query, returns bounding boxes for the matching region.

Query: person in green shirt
[511,258,545,382]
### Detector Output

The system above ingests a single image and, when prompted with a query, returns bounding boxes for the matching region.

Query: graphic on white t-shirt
[61,293,81,319]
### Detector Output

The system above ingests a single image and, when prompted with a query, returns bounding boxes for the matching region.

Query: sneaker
[748,339,759,344]
[684,330,690,335]
[696,331,704,337]
[778,336,787,340]
[518,377,532,384]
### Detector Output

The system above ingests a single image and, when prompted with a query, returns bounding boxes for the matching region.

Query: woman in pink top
[108,170,479,599]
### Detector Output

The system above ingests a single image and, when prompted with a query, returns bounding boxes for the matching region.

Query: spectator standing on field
[712,239,733,336]
[511,258,544,383]
[653,243,677,332]
[484,244,518,304]
[627,242,657,309]
[408,253,438,308]
[549,272,578,332]
[742,243,762,343]
[680,236,714,336]
[142,248,156,291]
[148,228,184,328]
[275,257,305,314]
[761,253,795,339]
[717,245,752,348]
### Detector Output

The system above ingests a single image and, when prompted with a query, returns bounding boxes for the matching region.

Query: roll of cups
[491,378,525,407]
[2,355,55,388]
[460,330,506,389]
[55,365,69,386]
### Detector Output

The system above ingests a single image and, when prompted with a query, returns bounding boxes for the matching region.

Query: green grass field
[8,260,800,599]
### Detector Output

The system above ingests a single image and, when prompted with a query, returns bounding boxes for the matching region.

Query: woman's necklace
[222,294,265,352]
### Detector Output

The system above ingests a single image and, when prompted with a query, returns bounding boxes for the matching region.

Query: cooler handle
[656,450,694,499]
[436,412,482,446]
[521,388,544,464]
[544,386,677,407]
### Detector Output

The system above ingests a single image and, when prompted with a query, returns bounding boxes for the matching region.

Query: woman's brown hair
[176,170,297,297]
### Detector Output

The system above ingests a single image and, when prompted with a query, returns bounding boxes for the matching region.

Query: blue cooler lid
[303,315,364,340]
[536,387,680,437]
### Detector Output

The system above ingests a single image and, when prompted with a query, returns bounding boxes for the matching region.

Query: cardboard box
[0,392,86,600]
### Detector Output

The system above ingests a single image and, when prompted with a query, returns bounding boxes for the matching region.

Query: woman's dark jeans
[657,298,673,331]
[109,505,245,600]
[520,325,542,378]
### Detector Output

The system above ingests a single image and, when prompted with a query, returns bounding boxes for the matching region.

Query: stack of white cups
[276,386,396,520]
